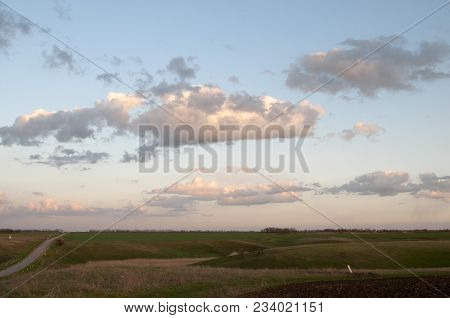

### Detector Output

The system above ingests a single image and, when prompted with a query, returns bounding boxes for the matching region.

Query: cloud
[150,177,310,207]
[133,68,153,94]
[0,92,144,145]
[27,197,83,212]
[0,8,32,52]
[27,146,110,167]
[43,45,80,73]
[415,173,450,201]
[262,69,276,76]
[325,171,450,200]
[0,192,8,205]
[29,154,42,160]
[96,72,119,85]
[110,56,123,66]
[327,171,419,196]
[340,121,385,141]
[32,191,45,196]
[228,75,240,84]
[285,36,450,97]
[146,195,196,212]
[419,173,450,192]
[0,82,323,148]
[150,80,188,96]
[0,192,124,216]
[0,193,82,214]
[120,151,138,163]
[417,191,450,201]
[132,84,324,147]
[166,56,197,81]
[53,0,71,21]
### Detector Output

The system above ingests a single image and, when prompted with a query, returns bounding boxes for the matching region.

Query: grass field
[1,231,450,297]
[0,232,57,271]
[36,231,450,267]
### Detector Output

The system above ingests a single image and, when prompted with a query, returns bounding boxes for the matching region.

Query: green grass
[65,231,450,244]
[3,231,450,297]
[35,233,267,267]
[197,240,450,269]
[0,232,57,270]
[29,231,450,269]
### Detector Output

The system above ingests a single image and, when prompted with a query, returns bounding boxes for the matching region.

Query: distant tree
[261,227,298,233]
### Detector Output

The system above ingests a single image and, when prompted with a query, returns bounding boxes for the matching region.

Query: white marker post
[8,235,11,240]
[347,264,353,274]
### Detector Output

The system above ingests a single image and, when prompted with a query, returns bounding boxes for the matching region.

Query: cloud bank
[150,176,310,209]
[0,85,323,147]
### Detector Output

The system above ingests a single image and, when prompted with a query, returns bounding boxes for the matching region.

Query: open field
[1,231,450,297]
[0,232,58,271]
[198,240,450,269]
[2,262,450,297]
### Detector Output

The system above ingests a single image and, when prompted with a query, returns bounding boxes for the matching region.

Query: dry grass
[0,232,55,270]
[3,260,450,297]
[82,258,215,268]
[0,264,348,297]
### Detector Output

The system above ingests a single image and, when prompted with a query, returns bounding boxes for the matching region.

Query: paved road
[0,234,65,278]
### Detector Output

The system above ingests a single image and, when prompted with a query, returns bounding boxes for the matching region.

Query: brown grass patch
[81,258,215,268]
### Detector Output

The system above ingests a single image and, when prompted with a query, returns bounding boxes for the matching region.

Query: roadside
[0,233,65,278]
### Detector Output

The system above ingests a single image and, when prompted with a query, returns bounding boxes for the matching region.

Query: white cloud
[146,196,196,212]
[340,121,385,141]
[1,85,323,147]
[0,193,121,216]
[27,197,83,213]
[150,176,310,207]
[0,92,145,145]
[417,191,450,201]
[132,84,324,146]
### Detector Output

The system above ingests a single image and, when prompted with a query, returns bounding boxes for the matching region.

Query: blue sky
[0,0,450,230]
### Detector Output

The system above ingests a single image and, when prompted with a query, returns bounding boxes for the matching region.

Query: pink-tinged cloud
[149,176,310,208]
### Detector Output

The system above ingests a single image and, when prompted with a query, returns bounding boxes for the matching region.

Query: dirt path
[0,234,65,278]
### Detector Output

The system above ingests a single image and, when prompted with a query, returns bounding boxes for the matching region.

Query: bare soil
[247,276,450,298]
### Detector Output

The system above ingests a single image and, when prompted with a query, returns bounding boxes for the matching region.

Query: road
[0,234,65,278]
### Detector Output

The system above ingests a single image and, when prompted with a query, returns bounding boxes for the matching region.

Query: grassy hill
[196,240,450,269]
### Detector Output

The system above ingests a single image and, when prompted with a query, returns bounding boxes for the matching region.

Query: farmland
[1,231,450,297]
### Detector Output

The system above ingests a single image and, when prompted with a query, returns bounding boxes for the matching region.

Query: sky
[0,0,450,231]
